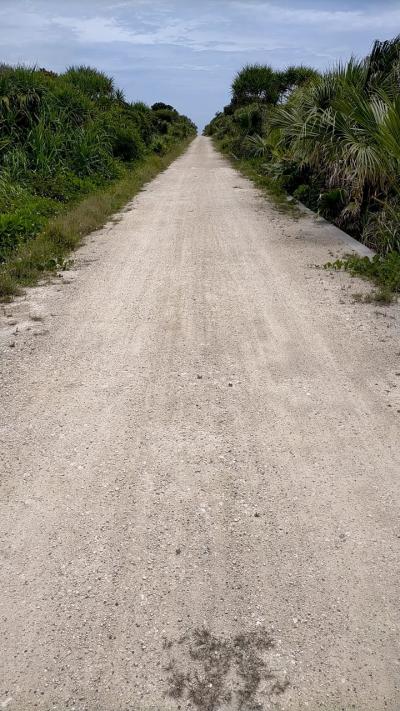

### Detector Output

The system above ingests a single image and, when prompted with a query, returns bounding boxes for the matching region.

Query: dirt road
[1,137,400,711]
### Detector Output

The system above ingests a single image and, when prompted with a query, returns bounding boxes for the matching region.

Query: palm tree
[270,57,400,216]
[365,34,400,89]
[232,64,281,106]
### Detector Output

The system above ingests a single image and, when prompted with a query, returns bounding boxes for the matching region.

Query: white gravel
[1,136,400,711]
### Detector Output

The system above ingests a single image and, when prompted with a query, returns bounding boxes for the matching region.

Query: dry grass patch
[164,627,289,711]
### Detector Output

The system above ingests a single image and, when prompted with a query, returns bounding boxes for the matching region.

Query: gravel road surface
[1,137,400,711]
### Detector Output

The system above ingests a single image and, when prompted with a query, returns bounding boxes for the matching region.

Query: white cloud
[3,1,398,59]
[50,14,220,49]
[158,63,219,72]
[1,0,396,129]
[45,2,400,56]
[52,15,138,43]
[232,2,400,32]
[48,12,298,53]
[1,1,398,65]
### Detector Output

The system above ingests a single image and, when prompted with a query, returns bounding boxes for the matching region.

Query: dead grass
[164,627,289,711]
[0,139,192,301]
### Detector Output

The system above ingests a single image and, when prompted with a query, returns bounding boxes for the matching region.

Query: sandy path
[1,136,400,711]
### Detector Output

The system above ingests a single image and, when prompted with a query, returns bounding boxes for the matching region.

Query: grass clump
[324,252,400,302]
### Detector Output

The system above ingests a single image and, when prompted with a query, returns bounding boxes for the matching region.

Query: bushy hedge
[0,65,196,262]
[205,38,400,255]
[205,37,400,298]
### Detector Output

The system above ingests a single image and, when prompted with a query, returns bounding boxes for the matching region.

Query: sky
[1,0,400,129]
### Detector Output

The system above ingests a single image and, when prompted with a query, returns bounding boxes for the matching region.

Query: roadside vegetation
[0,65,196,298]
[204,36,400,301]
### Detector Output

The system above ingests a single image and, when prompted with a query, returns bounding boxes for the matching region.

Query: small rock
[8,341,15,348]
[30,312,44,322]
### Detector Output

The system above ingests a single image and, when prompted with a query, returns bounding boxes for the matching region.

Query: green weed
[324,252,400,302]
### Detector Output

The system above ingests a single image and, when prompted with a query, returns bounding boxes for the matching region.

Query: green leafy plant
[205,34,400,261]
[318,188,346,220]
[362,200,400,254]
[293,183,320,210]
[324,252,400,302]
[244,134,271,158]
[0,62,196,297]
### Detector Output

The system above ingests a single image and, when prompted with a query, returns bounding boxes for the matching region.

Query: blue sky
[1,0,399,129]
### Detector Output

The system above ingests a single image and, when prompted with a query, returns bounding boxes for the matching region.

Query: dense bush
[0,64,196,262]
[205,36,400,297]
